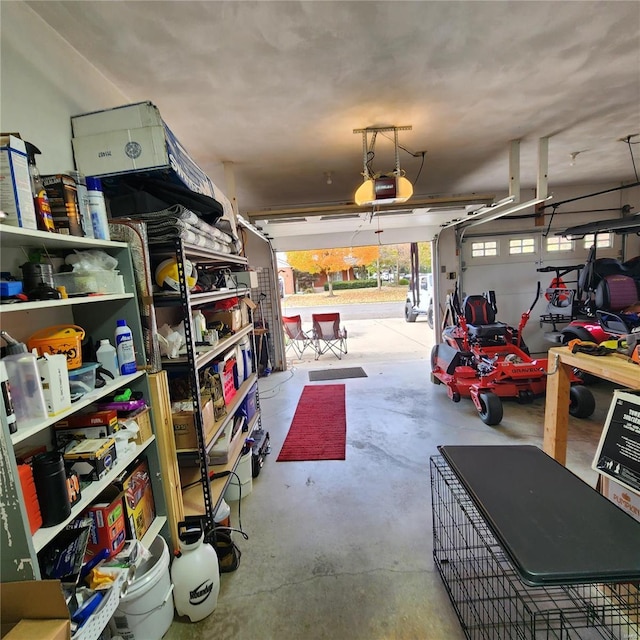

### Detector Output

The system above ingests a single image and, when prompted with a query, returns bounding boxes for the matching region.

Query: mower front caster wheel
[569,385,596,419]
[478,391,503,426]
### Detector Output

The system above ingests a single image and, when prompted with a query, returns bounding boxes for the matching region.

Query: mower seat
[462,295,509,339]
[595,274,639,311]
[595,274,640,335]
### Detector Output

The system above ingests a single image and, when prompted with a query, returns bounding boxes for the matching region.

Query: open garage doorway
[278,242,434,372]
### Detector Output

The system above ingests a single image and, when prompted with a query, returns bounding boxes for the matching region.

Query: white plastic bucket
[109,535,174,640]
[224,451,253,502]
[214,499,231,528]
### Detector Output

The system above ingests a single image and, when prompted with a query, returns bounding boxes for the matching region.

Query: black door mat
[308,367,367,381]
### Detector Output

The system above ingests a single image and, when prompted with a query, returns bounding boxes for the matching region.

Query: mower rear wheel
[569,385,596,419]
[478,391,503,426]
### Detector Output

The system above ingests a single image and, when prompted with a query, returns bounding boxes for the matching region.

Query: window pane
[583,233,612,249]
[509,238,535,255]
[547,236,572,252]
[471,241,498,257]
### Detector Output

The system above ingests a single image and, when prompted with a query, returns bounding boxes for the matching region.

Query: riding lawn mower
[430,283,596,426]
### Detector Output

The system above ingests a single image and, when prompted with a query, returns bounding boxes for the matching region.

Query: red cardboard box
[55,409,118,431]
[116,458,155,541]
[83,486,126,558]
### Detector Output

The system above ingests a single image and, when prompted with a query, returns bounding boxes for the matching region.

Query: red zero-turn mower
[430,284,596,426]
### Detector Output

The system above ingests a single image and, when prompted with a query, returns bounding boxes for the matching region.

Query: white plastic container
[86,176,110,240]
[224,450,253,502]
[0,361,17,434]
[171,523,220,622]
[115,319,137,375]
[2,350,47,428]
[96,339,119,378]
[192,310,206,342]
[110,536,174,640]
[214,499,231,528]
[239,337,252,380]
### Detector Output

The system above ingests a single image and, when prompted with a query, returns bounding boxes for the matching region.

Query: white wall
[0,2,130,173]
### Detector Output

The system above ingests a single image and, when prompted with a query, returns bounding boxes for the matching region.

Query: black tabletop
[438,445,640,586]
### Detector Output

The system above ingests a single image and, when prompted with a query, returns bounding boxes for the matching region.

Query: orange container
[17,464,42,535]
[28,324,85,370]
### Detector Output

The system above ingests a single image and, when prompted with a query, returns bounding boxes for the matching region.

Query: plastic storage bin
[53,270,123,294]
[27,324,85,369]
[68,362,99,398]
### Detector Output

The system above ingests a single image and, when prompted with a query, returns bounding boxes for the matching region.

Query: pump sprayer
[24,141,55,233]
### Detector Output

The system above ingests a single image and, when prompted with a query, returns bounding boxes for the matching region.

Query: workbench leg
[543,352,572,464]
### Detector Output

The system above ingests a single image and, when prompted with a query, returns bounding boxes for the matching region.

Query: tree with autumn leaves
[286,246,379,296]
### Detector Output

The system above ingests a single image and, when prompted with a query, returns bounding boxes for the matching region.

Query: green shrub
[323,280,377,291]
[398,278,409,286]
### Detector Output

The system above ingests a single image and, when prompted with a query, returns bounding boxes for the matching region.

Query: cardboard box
[54,409,119,449]
[36,354,71,417]
[0,134,37,229]
[600,476,640,523]
[119,406,153,446]
[0,580,70,640]
[206,308,243,332]
[172,398,216,450]
[55,409,119,432]
[117,458,155,541]
[83,486,126,559]
[71,102,220,199]
[63,438,117,480]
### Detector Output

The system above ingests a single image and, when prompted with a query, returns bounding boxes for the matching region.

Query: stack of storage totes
[109,220,162,373]
[117,204,241,254]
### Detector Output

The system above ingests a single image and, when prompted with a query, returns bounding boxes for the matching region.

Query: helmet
[155,258,197,291]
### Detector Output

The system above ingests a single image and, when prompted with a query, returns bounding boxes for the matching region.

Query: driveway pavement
[283,316,435,367]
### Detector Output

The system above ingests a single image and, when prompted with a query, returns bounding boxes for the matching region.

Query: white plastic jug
[171,522,220,622]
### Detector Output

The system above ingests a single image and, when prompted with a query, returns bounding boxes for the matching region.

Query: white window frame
[509,237,536,255]
[546,236,573,252]
[583,233,613,249]
[471,240,499,258]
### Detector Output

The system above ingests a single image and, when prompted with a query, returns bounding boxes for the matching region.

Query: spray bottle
[24,142,55,233]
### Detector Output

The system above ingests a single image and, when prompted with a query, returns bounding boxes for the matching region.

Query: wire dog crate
[430,455,640,640]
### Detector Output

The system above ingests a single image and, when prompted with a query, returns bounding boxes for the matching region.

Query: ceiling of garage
[25,1,640,249]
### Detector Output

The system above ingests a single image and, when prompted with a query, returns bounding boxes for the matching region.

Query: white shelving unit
[0,224,168,587]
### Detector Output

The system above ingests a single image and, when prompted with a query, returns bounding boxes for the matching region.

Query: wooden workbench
[543,346,640,465]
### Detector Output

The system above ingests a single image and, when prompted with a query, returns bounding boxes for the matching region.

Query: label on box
[593,390,640,494]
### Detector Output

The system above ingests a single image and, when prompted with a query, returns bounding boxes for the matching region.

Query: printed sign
[593,390,640,494]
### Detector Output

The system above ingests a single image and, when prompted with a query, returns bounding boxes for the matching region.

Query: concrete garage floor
[164,318,615,640]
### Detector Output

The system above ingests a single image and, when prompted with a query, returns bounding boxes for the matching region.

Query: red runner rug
[277,384,346,461]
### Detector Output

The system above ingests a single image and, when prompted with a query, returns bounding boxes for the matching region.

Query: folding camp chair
[312,312,348,360]
[282,315,316,359]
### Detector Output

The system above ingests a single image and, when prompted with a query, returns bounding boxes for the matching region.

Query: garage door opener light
[353,126,414,206]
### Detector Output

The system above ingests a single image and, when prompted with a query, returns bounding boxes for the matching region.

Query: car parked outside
[405,273,434,327]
